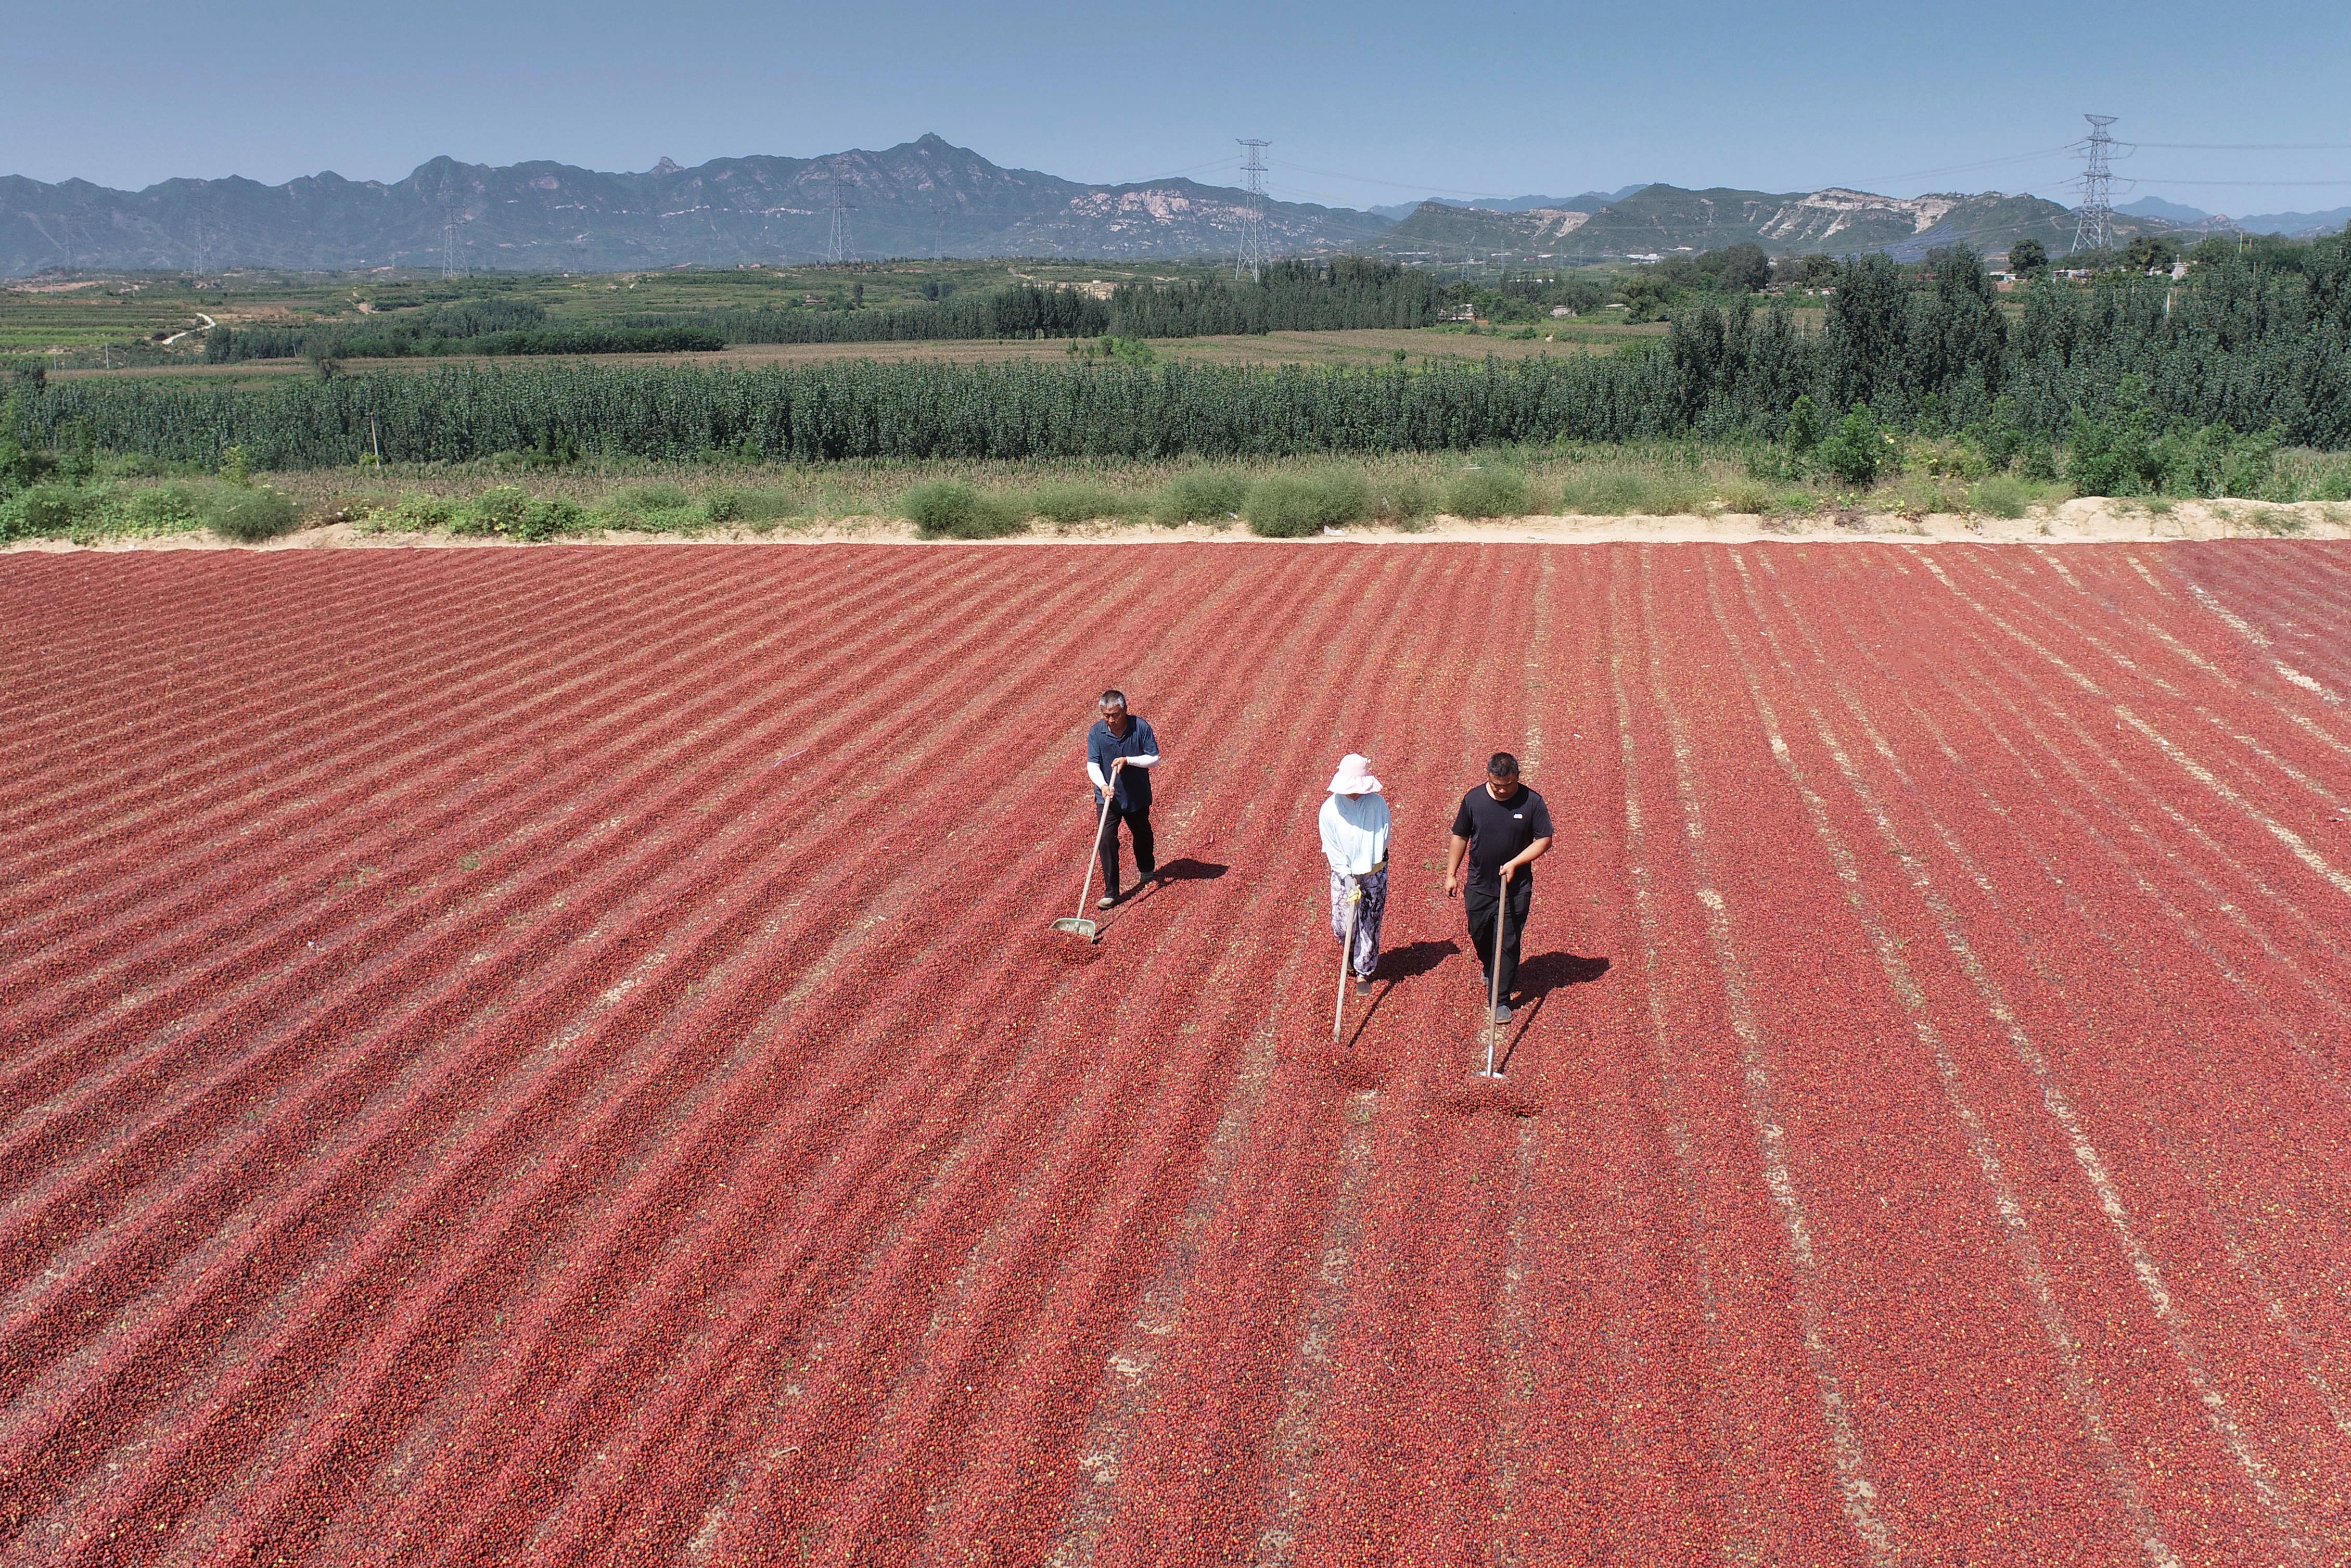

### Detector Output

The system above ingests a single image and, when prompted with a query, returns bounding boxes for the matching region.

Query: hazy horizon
[6,0,2348,217]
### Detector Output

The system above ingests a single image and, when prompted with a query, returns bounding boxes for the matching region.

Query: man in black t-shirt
[1445,752,1554,1023]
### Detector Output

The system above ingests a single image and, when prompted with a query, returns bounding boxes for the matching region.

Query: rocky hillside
[1373,183,2159,262]
[0,135,1389,275]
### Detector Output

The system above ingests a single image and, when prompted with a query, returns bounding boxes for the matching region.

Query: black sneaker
[1491,1003,1513,1025]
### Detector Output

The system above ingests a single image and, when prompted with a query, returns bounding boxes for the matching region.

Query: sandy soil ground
[10,497,2345,555]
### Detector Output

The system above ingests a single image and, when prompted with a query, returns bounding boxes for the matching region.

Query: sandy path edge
[7,496,2346,554]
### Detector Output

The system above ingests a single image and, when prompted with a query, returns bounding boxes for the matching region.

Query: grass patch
[1364,474,1436,528]
[1028,480,1135,525]
[901,480,1028,539]
[1444,466,1535,519]
[702,487,810,529]
[1716,477,1774,515]
[205,486,302,542]
[1966,475,2034,519]
[2241,506,2308,537]
[1153,469,1248,524]
[1557,466,1710,517]
[1243,471,1366,537]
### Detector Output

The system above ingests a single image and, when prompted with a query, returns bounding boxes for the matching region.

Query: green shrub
[703,487,808,525]
[376,492,459,531]
[610,482,693,514]
[1243,471,1366,537]
[1153,468,1249,523]
[451,486,586,541]
[1785,393,1823,452]
[1029,480,1131,524]
[204,486,300,542]
[1445,466,1533,519]
[1558,467,1709,516]
[1817,404,1891,487]
[1365,475,1435,527]
[1,483,92,540]
[901,480,1027,539]
[1968,475,2034,519]
[118,482,208,535]
[1717,477,1774,515]
[453,486,531,537]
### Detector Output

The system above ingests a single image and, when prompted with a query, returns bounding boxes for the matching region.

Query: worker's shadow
[1111,858,1228,919]
[1494,951,1612,1073]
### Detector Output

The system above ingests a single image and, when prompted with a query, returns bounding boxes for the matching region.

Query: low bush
[1364,475,1435,527]
[205,486,301,542]
[1029,480,1133,524]
[610,482,693,514]
[451,485,586,542]
[1816,404,1893,487]
[1558,467,1710,516]
[374,492,460,532]
[1445,466,1534,519]
[1243,471,1366,537]
[3,483,93,539]
[702,487,809,526]
[901,480,1027,539]
[1152,468,1249,524]
[118,482,208,536]
[1967,475,2034,519]
[1716,477,1774,515]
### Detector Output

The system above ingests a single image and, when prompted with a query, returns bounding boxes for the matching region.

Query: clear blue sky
[7,0,2348,218]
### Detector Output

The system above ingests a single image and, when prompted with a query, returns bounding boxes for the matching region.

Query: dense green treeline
[1663,242,2351,449]
[209,299,724,361]
[1103,259,1445,336]
[698,282,1110,343]
[20,354,1684,467]
[196,262,1452,361]
[21,238,2350,467]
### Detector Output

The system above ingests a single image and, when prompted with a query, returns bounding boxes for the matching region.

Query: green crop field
[0,260,1212,361]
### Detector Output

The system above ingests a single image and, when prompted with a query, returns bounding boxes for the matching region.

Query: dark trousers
[1465,875,1532,1000]
[1095,799,1155,899]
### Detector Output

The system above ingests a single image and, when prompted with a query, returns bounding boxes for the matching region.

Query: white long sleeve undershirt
[1087,754,1159,789]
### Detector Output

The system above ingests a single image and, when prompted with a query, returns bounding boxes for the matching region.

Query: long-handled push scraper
[1052,787,1120,943]
[1479,875,1511,1078]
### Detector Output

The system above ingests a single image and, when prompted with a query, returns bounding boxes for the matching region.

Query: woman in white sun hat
[1320,754,1391,995]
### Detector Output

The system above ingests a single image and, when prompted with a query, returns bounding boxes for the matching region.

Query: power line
[2131,178,2351,188]
[2132,142,2351,151]
[1235,138,1270,280]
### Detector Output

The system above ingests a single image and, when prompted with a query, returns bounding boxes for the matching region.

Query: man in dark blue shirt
[1086,689,1161,907]
[1445,751,1554,1023]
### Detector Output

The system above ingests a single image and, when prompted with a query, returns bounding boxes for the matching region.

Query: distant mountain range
[2118,195,2351,237]
[1365,186,1647,221]
[1372,186,2174,264]
[2,137,2342,278]
[0,135,1386,276]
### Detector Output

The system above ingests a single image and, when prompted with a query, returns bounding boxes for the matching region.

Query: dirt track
[4,540,2349,1563]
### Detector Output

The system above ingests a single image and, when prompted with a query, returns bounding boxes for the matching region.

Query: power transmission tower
[825,167,857,265]
[2071,114,2120,257]
[443,218,459,281]
[1235,139,1270,280]
[931,201,944,260]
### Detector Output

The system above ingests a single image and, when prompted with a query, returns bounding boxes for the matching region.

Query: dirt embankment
[8,496,2345,554]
